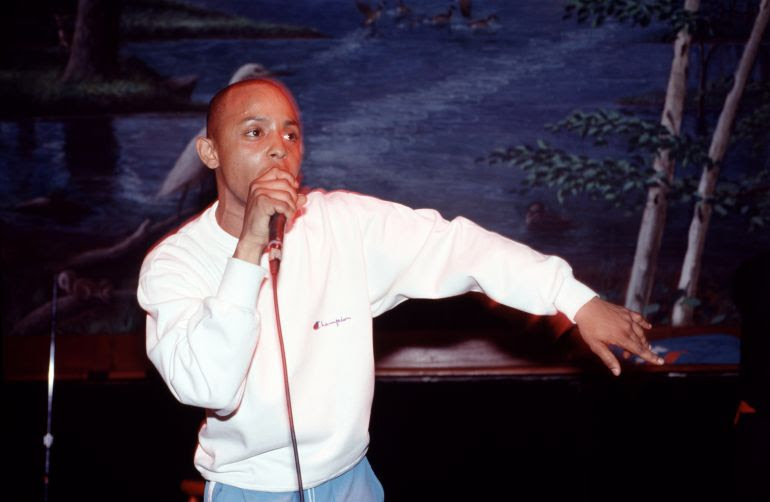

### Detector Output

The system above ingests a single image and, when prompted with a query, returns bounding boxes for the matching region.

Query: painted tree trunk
[624,0,700,315]
[61,0,121,82]
[672,0,770,325]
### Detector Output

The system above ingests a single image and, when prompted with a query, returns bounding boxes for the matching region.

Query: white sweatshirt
[137,190,596,491]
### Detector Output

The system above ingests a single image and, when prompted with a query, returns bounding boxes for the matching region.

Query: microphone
[267,213,286,276]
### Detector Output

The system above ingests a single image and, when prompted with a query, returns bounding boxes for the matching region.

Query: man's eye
[246,128,263,137]
[284,132,299,142]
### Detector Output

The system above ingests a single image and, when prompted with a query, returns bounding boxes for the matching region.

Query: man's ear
[195,136,220,170]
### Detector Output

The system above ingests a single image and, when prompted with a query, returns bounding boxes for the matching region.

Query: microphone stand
[43,274,58,502]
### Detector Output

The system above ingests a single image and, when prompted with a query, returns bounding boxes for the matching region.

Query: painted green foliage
[564,0,711,33]
[484,0,770,231]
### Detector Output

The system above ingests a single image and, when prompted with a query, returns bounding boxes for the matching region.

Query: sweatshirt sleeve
[348,195,597,322]
[137,247,267,415]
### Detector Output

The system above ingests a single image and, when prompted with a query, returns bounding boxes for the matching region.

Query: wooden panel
[3,333,148,381]
[4,322,739,381]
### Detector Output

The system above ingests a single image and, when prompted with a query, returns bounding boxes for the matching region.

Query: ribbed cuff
[554,277,598,323]
[217,257,267,309]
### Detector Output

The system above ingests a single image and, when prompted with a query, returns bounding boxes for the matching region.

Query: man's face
[207,81,303,206]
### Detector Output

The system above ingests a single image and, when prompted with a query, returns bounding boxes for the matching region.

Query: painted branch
[63,209,194,270]
[672,0,770,325]
[9,289,138,337]
[13,208,197,337]
[64,219,152,269]
[625,0,700,314]
[10,296,84,337]
[149,212,188,234]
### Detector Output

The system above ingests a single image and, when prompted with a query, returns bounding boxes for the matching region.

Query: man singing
[137,78,662,502]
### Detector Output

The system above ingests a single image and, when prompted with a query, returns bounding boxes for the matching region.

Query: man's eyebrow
[238,117,300,128]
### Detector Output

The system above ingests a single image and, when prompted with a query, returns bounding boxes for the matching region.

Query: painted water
[1,1,767,333]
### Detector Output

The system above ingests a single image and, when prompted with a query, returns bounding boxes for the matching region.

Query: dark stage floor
[6,368,745,502]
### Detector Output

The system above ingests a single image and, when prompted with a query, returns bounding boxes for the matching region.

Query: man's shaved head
[195,77,304,221]
[205,78,301,139]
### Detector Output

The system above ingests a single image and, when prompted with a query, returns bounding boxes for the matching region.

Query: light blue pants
[203,457,384,502]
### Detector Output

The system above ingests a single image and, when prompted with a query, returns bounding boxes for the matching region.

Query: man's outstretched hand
[574,297,664,376]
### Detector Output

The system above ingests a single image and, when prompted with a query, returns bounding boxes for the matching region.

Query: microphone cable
[268,214,305,502]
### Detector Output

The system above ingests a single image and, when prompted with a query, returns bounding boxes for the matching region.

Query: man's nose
[268,137,287,161]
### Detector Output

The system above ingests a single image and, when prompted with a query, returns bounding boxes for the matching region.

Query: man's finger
[630,310,652,329]
[266,190,297,218]
[630,321,648,343]
[637,346,664,366]
[589,343,622,376]
[619,336,663,366]
[263,166,299,186]
[252,181,299,207]
[252,177,298,195]
[260,196,295,219]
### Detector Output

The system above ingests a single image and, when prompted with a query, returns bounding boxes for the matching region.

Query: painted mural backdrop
[2,0,768,341]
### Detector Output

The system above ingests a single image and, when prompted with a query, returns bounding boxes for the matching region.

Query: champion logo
[313,317,352,330]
